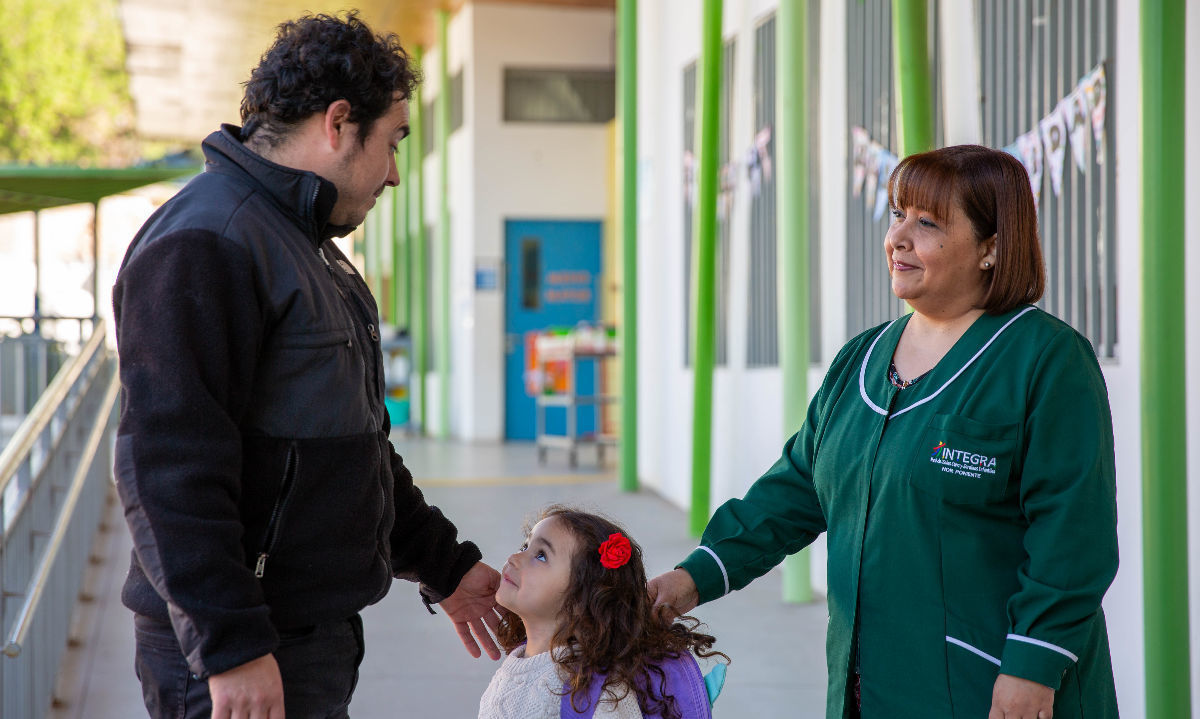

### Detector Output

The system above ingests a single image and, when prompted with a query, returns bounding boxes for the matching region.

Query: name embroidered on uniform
[929,442,997,479]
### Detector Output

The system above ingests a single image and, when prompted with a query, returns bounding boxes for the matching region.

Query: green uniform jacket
[680,306,1119,718]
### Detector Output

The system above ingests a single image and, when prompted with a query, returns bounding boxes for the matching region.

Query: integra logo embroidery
[929,440,998,479]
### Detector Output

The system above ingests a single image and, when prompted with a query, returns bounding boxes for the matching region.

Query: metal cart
[533,337,617,468]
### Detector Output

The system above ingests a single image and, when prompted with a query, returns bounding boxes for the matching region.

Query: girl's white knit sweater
[478,645,643,719]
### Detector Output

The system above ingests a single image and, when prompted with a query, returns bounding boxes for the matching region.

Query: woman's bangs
[888,158,957,223]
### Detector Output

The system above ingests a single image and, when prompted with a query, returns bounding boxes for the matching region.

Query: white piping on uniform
[858,318,900,416]
[945,636,1002,666]
[1006,633,1079,662]
[696,546,730,596]
[858,307,1038,419]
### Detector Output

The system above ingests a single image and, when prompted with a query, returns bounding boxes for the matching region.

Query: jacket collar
[857,305,1038,419]
[201,124,357,246]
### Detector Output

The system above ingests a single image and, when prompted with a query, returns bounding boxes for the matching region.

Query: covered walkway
[51,438,827,718]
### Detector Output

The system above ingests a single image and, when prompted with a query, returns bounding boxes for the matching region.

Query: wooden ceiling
[119,0,614,143]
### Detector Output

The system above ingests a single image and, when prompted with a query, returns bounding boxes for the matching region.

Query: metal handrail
[0,321,107,495]
[3,372,120,657]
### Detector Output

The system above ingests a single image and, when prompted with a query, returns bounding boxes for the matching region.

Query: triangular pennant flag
[873,151,899,221]
[1062,89,1090,173]
[1082,63,1107,164]
[683,150,695,206]
[1039,107,1069,196]
[745,145,762,196]
[1018,131,1044,208]
[851,127,870,197]
[755,126,773,184]
[863,141,883,203]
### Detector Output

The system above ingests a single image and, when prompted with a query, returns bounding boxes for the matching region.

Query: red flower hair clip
[598,532,632,569]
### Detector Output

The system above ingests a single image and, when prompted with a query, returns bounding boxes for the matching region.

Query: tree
[0,0,139,166]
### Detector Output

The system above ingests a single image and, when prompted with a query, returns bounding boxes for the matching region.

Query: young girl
[478,505,727,719]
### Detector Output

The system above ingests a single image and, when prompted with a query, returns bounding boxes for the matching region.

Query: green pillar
[392,142,408,329]
[411,46,428,435]
[436,9,452,439]
[32,210,41,327]
[359,216,372,299]
[618,0,639,493]
[372,195,386,319]
[1140,1,1190,716]
[373,206,385,316]
[91,201,101,318]
[778,0,813,604]
[689,0,722,537]
[891,0,935,157]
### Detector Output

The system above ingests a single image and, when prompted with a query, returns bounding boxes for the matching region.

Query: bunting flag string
[1002,61,1107,201]
[849,127,900,222]
[681,124,778,214]
[852,60,1107,220]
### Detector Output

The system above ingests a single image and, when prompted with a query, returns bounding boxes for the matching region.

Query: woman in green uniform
[649,145,1118,718]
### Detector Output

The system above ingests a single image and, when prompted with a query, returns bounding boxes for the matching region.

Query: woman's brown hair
[496,506,728,719]
[887,144,1045,313]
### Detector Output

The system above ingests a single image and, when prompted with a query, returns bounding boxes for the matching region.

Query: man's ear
[322,99,355,150]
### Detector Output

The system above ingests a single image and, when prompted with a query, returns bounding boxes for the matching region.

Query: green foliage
[0,0,138,166]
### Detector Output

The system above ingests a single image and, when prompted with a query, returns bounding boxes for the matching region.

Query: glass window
[503,68,616,123]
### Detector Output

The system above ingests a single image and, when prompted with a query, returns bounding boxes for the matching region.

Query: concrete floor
[51,438,828,718]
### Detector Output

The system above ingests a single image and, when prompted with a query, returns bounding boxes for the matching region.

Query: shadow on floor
[51,439,828,718]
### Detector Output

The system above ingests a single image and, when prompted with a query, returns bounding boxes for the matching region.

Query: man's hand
[438,561,503,660]
[989,673,1055,719]
[208,653,285,719]
[647,568,700,621]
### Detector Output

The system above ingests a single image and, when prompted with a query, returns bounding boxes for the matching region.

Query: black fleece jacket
[113,125,481,679]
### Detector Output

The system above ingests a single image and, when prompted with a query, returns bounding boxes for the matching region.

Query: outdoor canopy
[0,166,194,215]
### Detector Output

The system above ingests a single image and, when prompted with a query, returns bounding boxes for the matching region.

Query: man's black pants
[133,614,365,719]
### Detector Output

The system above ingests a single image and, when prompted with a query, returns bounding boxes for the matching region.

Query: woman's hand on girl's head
[647,568,700,621]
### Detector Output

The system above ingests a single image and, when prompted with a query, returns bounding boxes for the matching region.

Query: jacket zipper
[312,245,390,572]
[255,443,299,578]
[317,246,382,399]
[317,247,347,302]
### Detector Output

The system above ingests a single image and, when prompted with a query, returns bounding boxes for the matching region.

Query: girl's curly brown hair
[496,506,728,719]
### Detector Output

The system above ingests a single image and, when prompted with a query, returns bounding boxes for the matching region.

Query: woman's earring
[984,262,992,268]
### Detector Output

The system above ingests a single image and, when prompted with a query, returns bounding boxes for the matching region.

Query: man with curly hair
[113,12,502,718]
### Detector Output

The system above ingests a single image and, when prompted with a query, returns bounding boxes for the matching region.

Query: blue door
[504,219,602,441]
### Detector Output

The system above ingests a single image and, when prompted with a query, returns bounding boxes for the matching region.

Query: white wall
[1186,2,1200,715]
[938,0,982,145]
[635,0,844,588]
[458,1,614,441]
[1102,0,1146,712]
[635,0,797,515]
[420,9,477,441]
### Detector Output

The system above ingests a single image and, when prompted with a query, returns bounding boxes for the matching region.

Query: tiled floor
[51,439,828,718]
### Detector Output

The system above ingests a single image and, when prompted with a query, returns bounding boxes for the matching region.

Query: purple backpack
[559,651,718,719]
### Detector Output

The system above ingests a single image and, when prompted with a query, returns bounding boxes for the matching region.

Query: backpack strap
[560,673,606,718]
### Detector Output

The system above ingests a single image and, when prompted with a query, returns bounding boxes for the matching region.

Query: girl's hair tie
[597,532,632,569]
